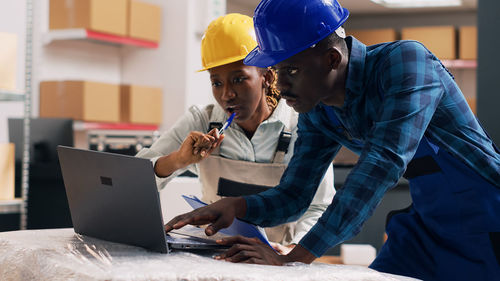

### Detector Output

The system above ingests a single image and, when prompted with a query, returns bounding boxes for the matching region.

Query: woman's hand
[214,236,316,266]
[154,128,224,177]
[270,242,295,255]
[178,128,224,165]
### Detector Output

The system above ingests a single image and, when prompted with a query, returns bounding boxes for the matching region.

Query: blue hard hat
[244,0,349,68]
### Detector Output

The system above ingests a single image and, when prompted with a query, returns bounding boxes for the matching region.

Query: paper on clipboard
[182,195,272,248]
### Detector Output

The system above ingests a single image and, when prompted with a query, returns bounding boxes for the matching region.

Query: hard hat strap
[335,27,346,39]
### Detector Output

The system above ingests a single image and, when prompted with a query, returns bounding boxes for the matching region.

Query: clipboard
[182,195,272,248]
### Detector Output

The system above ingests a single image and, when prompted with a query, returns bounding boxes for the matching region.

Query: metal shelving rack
[0,0,32,228]
[20,0,33,230]
[0,90,25,101]
[43,29,159,49]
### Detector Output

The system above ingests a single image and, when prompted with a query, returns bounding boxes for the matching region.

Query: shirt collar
[345,36,367,99]
[263,98,293,128]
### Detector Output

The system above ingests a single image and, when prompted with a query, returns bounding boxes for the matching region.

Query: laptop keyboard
[166,225,228,245]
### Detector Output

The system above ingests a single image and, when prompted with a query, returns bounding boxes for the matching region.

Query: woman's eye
[212,81,222,87]
[233,76,246,83]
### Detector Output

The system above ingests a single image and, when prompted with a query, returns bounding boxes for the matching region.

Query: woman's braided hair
[264,67,280,111]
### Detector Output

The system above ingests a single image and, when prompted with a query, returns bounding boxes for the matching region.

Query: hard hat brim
[244,7,349,68]
[197,55,248,72]
[243,46,294,68]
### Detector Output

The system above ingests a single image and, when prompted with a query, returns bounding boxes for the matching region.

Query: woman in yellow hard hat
[137,13,335,253]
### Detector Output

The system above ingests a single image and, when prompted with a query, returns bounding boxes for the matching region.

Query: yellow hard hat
[198,13,257,72]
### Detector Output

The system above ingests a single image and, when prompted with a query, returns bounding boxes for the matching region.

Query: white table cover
[0,229,419,281]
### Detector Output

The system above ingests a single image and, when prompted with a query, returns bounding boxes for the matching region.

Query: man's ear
[263,68,275,88]
[326,47,342,70]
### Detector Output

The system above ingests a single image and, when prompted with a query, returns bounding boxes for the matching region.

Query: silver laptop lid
[57,146,169,253]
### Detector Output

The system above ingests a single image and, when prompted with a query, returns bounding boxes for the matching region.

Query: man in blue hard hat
[165,0,500,280]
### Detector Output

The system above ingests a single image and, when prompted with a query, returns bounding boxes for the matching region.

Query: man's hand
[164,197,246,236]
[215,236,288,265]
[215,237,317,266]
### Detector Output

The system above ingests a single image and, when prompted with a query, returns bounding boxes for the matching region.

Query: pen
[218,112,236,135]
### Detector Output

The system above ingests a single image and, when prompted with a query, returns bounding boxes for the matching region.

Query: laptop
[57,146,228,253]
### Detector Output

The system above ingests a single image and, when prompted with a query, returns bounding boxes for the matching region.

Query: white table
[0,229,418,281]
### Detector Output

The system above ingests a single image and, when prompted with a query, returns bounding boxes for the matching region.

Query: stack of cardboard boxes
[128,0,162,43]
[401,26,457,59]
[42,0,163,125]
[348,25,477,60]
[49,0,162,43]
[347,28,397,46]
[40,81,163,125]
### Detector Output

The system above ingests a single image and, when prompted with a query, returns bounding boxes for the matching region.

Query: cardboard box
[0,143,15,200]
[121,85,163,124]
[128,0,162,42]
[348,28,396,46]
[49,0,128,36]
[459,26,477,60]
[0,32,17,90]
[401,26,456,60]
[40,81,120,123]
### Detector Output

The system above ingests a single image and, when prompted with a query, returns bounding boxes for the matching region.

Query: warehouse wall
[121,0,223,130]
[0,1,26,143]
[0,0,225,139]
[345,11,476,28]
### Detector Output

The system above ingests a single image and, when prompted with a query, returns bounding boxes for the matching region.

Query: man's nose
[276,73,290,93]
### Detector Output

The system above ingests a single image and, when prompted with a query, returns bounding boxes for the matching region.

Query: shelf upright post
[21,0,33,230]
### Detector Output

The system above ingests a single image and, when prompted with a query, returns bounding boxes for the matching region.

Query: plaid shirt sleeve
[246,41,446,257]
[243,113,340,227]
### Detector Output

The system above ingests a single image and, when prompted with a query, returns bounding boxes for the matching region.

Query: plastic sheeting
[0,229,419,281]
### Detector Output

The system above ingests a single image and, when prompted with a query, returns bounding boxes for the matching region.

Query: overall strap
[272,104,296,164]
[207,104,223,132]
[403,137,442,180]
[206,104,223,155]
[208,122,223,132]
[272,129,292,163]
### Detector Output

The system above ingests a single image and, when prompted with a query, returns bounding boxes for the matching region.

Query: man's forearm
[234,197,247,219]
[284,244,317,264]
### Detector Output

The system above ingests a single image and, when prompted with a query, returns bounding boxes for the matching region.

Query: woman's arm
[154,129,223,177]
[136,105,214,189]
[289,163,336,244]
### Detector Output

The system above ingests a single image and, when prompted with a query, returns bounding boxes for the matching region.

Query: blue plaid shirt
[243,37,500,257]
